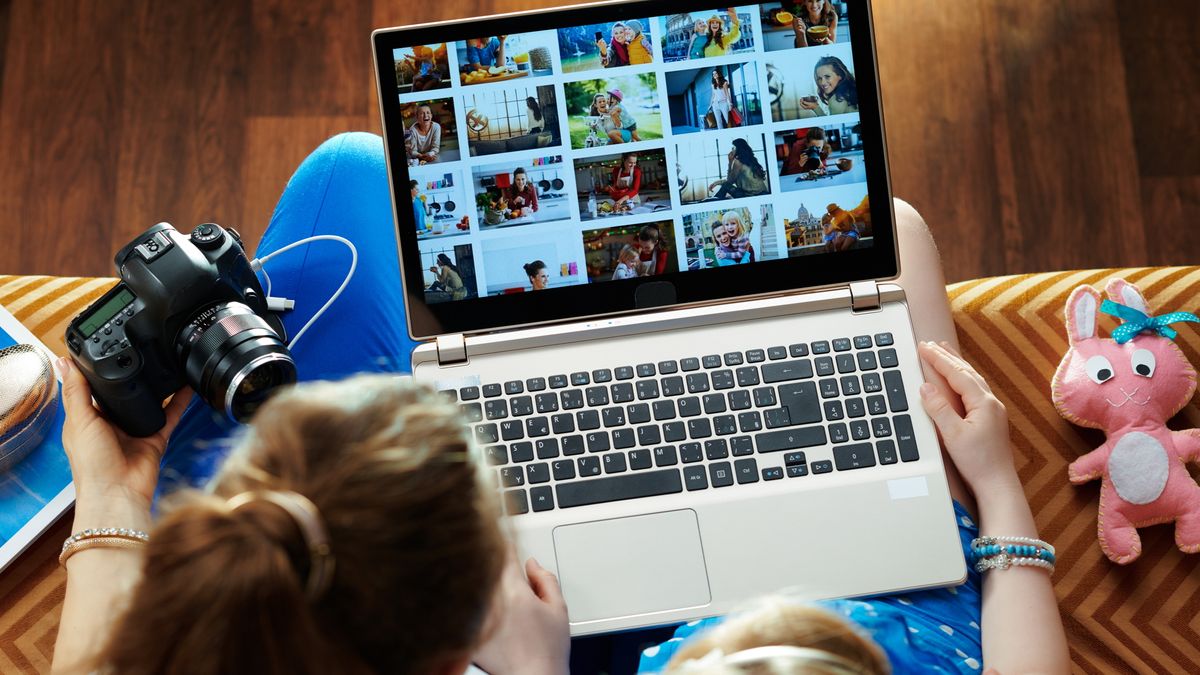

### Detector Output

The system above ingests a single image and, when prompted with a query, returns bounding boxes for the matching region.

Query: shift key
[756,426,826,453]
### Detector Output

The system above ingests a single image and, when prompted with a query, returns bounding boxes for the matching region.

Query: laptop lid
[373,0,895,340]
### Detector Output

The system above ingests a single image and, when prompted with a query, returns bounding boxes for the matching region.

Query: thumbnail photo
[393,43,451,94]
[582,220,677,282]
[563,74,663,149]
[665,61,762,134]
[683,204,772,270]
[399,98,460,165]
[675,133,771,205]
[760,2,852,52]
[409,168,471,240]
[472,155,573,229]
[574,149,672,221]
[781,184,873,257]
[419,240,479,304]
[774,122,866,191]
[558,19,655,73]
[462,84,562,157]
[766,44,859,121]
[456,31,556,86]
[660,7,757,62]
[479,231,585,295]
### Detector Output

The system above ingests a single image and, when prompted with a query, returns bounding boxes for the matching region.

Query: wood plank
[1142,176,1200,266]
[110,1,252,262]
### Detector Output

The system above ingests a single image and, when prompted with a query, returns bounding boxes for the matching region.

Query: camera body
[66,222,295,437]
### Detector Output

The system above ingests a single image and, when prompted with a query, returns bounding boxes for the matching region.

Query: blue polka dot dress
[637,502,984,674]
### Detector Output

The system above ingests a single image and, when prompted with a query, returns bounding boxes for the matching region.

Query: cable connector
[267,297,295,313]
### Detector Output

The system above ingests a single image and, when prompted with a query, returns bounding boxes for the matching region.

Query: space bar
[556,470,683,508]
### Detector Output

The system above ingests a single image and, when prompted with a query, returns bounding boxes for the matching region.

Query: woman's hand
[917,342,1020,496]
[58,356,191,525]
[799,98,819,110]
[472,555,570,675]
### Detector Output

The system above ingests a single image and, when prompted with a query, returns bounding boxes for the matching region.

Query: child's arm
[1067,445,1110,484]
[918,342,1071,675]
[472,555,569,675]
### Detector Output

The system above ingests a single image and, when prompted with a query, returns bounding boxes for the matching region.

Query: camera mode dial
[190,223,226,250]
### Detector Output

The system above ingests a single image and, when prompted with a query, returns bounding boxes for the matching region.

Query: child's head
[722,210,746,239]
[617,244,640,266]
[97,376,507,675]
[664,598,889,675]
[627,19,645,37]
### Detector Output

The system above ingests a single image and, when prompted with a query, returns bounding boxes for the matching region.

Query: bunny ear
[1105,278,1150,315]
[1065,285,1101,344]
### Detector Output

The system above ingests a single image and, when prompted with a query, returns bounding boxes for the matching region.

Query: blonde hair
[664,598,890,675]
[721,210,748,237]
[95,376,506,675]
[618,243,640,265]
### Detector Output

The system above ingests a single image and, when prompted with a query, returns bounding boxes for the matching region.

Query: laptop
[371,0,966,636]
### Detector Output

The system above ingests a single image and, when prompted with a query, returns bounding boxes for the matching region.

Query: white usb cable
[249,235,358,351]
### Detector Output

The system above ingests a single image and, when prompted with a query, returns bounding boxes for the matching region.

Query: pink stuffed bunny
[1052,278,1200,564]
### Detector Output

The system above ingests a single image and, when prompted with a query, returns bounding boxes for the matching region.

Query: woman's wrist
[72,484,153,533]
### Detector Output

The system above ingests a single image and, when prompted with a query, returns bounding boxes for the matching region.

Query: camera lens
[177,302,296,423]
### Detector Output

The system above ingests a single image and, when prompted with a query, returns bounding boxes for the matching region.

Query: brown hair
[664,599,890,675]
[96,376,506,675]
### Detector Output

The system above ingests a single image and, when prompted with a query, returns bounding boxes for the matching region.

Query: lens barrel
[177,302,296,422]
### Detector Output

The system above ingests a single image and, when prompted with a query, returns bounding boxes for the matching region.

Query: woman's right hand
[917,341,1020,496]
[472,555,569,675]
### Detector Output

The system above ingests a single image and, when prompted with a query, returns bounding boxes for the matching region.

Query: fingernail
[919,383,935,397]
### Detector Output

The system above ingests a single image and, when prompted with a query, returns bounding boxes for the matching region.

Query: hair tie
[681,645,868,673]
[227,490,335,601]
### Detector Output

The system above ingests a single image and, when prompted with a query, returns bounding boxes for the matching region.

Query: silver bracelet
[971,535,1055,555]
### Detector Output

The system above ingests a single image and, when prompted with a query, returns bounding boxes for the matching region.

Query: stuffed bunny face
[1052,280,1198,430]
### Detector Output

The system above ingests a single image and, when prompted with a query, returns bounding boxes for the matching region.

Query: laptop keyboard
[444,333,920,516]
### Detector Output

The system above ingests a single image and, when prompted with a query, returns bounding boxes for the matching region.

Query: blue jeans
[158,133,418,494]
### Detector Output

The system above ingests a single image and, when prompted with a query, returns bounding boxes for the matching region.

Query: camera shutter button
[190,223,226,250]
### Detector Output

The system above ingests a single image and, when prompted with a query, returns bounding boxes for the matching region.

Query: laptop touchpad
[553,509,711,624]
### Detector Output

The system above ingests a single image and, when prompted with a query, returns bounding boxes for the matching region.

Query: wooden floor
[0,0,1196,282]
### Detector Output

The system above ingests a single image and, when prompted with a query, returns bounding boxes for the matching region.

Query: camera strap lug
[435,333,468,366]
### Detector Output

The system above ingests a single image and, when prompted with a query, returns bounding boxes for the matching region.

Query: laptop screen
[374,0,895,339]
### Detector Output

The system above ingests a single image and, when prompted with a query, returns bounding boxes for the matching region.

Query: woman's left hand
[58,356,192,517]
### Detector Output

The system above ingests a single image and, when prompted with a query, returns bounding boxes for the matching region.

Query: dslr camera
[66,222,296,437]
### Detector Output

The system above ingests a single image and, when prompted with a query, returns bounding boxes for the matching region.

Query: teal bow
[1100,299,1199,344]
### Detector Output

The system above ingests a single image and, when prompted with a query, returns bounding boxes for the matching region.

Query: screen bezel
[373,0,896,340]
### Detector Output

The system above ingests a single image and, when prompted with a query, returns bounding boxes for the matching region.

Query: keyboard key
[628,403,651,424]
[484,445,507,465]
[504,489,528,515]
[527,462,551,484]
[636,380,660,400]
[663,421,686,442]
[681,357,701,371]
[500,420,523,441]
[549,375,568,389]
[678,396,702,417]
[883,371,909,412]
[862,373,883,393]
[526,416,550,438]
[703,394,727,414]
[552,459,576,480]
[829,423,849,444]
[787,464,809,478]
[894,415,920,461]
[811,460,833,474]
[680,443,703,463]
[510,442,534,463]
[586,386,610,407]
[768,346,788,360]
[658,360,679,374]
[483,383,503,398]
[832,338,852,352]
[461,386,480,400]
[653,445,678,466]
[603,453,627,474]
[737,411,763,433]
[561,390,584,410]
[709,461,734,488]
[819,379,839,399]
[711,370,735,390]
[853,335,873,349]
[876,440,898,465]
[857,352,878,371]
[736,366,761,387]
[783,451,806,465]
[577,409,601,431]
[652,400,677,420]
[615,366,635,380]
[530,486,554,512]
[879,348,899,368]
[591,369,612,383]
[835,354,856,374]
[734,458,759,484]
[872,418,892,438]
[637,425,661,446]
[511,396,534,417]
[629,449,653,470]
[612,428,635,449]
[438,389,455,403]
[526,377,547,392]
[833,443,876,470]
[839,376,861,396]
[571,372,590,386]
[761,360,814,383]
[845,398,866,418]
[705,439,729,460]
[702,354,722,368]
[850,420,871,441]
[602,407,626,427]
[811,340,831,354]
[728,390,752,410]
[661,376,685,397]
[578,456,601,477]
[562,435,585,455]
[716,414,738,436]
[874,332,894,347]
[461,403,483,422]
[762,466,784,480]
[485,400,508,420]
[684,466,708,490]
[746,349,766,363]
[756,426,826,453]
[764,407,791,429]
[535,437,559,459]
[823,400,844,421]
[731,436,755,456]
[476,424,499,444]
[753,386,777,408]
[536,393,559,413]
[586,431,610,453]
[815,357,835,376]
[778,382,821,424]
[789,343,810,357]
[637,363,656,378]
[500,467,525,487]
[505,380,524,395]
[611,382,635,403]
[723,352,743,366]
[687,418,713,439]
[555,469,684,508]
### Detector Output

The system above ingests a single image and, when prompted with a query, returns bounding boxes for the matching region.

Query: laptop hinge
[849,280,881,312]
[435,333,468,366]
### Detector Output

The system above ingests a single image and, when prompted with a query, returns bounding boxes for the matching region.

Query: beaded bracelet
[970,535,1056,575]
[60,528,150,566]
